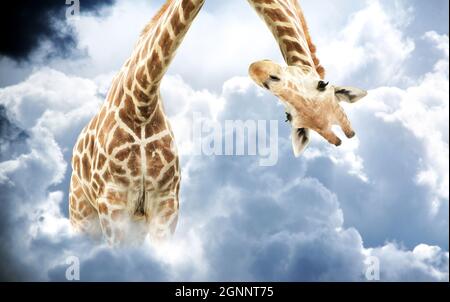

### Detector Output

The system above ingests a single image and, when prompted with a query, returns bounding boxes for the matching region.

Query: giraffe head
[248,59,367,156]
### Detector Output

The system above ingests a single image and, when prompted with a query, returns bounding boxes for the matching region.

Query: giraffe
[247,0,368,156]
[69,0,205,245]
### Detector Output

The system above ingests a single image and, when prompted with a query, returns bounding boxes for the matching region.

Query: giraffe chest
[105,136,180,219]
[73,116,180,213]
[105,132,180,190]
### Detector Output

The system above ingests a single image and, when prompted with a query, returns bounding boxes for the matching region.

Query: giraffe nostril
[263,82,270,90]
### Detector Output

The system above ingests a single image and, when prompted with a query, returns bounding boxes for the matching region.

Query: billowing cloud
[367,243,449,281]
[0,69,103,280]
[366,31,449,214]
[329,31,449,249]
[0,65,448,281]
[318,0,415,87]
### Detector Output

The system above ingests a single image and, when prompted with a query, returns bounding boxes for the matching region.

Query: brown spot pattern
[108,127,135,154]
[145,109,165,137]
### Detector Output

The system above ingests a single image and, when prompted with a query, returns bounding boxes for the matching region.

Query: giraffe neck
[109,0,205,123]
[248,0,325,78]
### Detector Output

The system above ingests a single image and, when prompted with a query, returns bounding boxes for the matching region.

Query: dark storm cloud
[0,0,115,60]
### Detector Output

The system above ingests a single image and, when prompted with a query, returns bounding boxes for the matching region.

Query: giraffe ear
[292,128,310,157]
[334,86,368,103]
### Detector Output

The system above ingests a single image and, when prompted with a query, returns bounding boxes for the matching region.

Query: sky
[0,0,448,281]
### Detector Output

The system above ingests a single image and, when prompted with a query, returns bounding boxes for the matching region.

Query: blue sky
[0,0,448,281]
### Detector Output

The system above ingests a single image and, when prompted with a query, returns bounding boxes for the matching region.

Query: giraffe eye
[317,81,329,91]
[269,75,281,81]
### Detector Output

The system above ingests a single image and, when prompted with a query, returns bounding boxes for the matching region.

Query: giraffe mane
[140,0,174,37]
[294,2,326,79]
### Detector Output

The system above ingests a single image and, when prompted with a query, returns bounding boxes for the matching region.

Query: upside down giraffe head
[249,60,367,155]
[247,0,367,156]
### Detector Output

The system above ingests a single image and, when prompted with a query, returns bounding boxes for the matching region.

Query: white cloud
[161,74,225,157]
[318,0,415,86]
[362,31,449,214]
[0,68,105,280]
[367,243,449,281]
[0,68,101,134]
[166,1,284,90]
[304,135,369,183]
